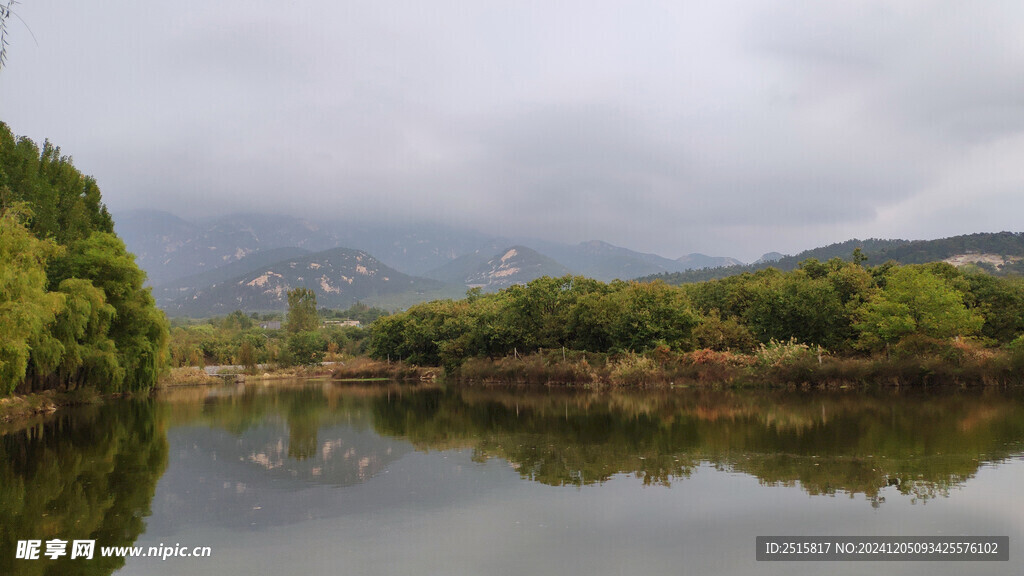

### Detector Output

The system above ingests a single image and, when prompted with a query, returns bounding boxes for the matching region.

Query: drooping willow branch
[0,1,20,71]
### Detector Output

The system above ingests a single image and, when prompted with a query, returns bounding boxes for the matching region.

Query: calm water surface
[3,381,1024,575]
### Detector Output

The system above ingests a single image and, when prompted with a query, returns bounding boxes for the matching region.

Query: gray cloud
[1,0,1022,261]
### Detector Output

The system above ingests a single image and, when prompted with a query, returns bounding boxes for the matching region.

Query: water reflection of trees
[159,383,1024,503]
[369,387,1024,502]
[0,400,168,576]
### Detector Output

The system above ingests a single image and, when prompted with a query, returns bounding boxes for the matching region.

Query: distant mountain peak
[755,252,785,264]
[676,253,745,270]
[465,246,571,290]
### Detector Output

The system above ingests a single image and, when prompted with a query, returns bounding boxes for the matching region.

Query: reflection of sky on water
[127,431,1024,576]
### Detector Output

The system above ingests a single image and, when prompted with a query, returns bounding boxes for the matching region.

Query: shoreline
[5,349,1021,428]
[435,347,1024,389]
[0,389,103,426]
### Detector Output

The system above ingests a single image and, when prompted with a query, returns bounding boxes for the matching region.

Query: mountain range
[156,247,456,316]
[116,211,746,315]
[116,211,1023,317]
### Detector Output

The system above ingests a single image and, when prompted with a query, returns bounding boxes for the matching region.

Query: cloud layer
[2,0,1022,260]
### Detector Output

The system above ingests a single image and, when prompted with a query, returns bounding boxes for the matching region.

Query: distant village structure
[258,319,361,330]
[323,320,361,328]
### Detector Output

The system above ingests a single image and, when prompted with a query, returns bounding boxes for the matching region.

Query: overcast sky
[2,1,1023,261]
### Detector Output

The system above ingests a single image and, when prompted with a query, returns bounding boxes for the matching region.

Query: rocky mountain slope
[160,247,448,316]
[464,246,573,290]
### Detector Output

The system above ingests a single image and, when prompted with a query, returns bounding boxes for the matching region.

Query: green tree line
[0,122,169,395]
[167,300,382,369]
[367,257,1024,371]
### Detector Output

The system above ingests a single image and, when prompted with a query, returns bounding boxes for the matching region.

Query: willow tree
[0,1,16,71]
[1,123,169,394]
[0,207,63,394]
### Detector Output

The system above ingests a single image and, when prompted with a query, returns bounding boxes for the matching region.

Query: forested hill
[638,232,1024,285]
[0,122,170,396]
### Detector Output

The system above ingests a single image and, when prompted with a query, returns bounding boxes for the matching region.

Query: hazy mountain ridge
[116,211,504,285]
[527,239,693,281]
[160,247,448,316]
[753,252,785,264]
[422,240,716,286]
[116,211,344,286]
[676,253,745,269]
[117,211,742,292]
[421,246,505,285]
[153,246,313,306]
[464,246,573,290]
[122,211,1023,315]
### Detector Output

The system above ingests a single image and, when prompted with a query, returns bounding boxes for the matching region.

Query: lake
[3,381,1024,575]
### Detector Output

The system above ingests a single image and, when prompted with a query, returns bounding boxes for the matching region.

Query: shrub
[890,335,962,363]
[693,310,756,352]
[755,338,825,369]
[609,353,659,386]
[456,353,598,385]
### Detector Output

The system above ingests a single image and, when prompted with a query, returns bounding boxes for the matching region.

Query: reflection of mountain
[145,384,414,532]
[145,423,412,532]
[163,385,411,487]
[0,401,168,576]
[369,387,1024,503]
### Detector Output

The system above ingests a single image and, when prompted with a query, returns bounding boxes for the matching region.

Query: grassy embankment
[442,341,1024,388]
[158,365,336,387]
[329,357,439,381]
[160,358,438,387]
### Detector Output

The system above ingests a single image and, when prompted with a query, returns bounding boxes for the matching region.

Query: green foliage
[0,124,113,243]
[1008,335,1024,354]
[286,287,319,333]
[320,302,389,324]
[693,309,756,351]
[684,258,872,350]
[854,266,984,351]
[0,124,168,395]
[603,281,698,352]
[49,232,170,392]
[367,258,1023,372]
[741,269,847,347]
[0,209,64,394]
[0,2,13,71]
[223,309,254,331]
[53,278,122,387]
[286,331,327,367]
[238,339,258,371]
[963,273,1024,343]
[368,275,700,370]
